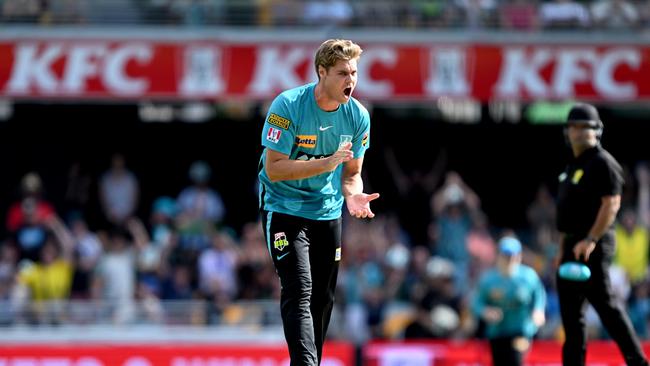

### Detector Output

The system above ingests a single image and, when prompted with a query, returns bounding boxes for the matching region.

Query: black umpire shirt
[556,145,624,237]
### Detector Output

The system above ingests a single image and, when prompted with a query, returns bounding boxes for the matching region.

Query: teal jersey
[472,264,546,339]
[258,83,370,220]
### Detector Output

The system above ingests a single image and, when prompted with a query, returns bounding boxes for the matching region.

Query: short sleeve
[351,108,370,158]
[261,95,296,155]
[594,156,624,197]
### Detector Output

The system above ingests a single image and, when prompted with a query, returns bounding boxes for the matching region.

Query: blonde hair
[314,39,362,80]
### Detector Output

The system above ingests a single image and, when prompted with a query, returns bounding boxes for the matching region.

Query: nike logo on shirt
[276,252,290,261]
[319,126,334,131]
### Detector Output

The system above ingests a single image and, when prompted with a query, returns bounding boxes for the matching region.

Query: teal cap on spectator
[498,236,522,256]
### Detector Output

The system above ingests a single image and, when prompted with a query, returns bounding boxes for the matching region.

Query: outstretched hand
[346,192,380,219]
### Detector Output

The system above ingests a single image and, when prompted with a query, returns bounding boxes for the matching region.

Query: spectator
[7,172,55,233]
[99,154,139,228]
[591,0,639,29]
[7,173,57,262]
[430,171,481,291]
[92,219,148,324]
[455,0,498,29]
[176,160,225,252]
[500,0,539,30]
[303,0,353,27]
[68,214,102,299]
[49,0,86,23]
[1,0,43,23]
[198,231,239,321]
[614,208,649,284]
[63,162,92,217]
[637,163,650,227]
[14,216,75,325]
[539,0,590,29]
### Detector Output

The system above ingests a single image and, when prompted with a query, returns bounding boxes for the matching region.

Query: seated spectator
[500,0,539,31]
[591,0,639,29]
[1,0,43,23]
[303,0,353,26]
[455,0,498,29]
[539,0,590,29]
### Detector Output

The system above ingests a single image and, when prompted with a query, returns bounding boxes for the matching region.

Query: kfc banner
[0,342,353,366]
[364,340,650,366]
[0,40,648,102]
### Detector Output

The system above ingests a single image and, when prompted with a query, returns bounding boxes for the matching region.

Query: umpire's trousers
[262,210,341,366]
[557,233,648,366]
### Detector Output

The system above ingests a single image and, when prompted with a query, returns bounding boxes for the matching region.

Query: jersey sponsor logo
[572,169,584,184]
[267,127,282,143]
[319,125,334,131]
[335,247,341,261]
[338,135,353,150]
[295,152,331,161]
[267,113,291,129]
[362,132,369,147]
[274,232,289,251]
[295,135,317,148]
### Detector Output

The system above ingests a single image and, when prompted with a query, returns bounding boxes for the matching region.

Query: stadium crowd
[1,0,650,30]
[0,152,649,345]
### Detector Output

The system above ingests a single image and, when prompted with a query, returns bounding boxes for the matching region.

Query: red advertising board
[364,340,650,366]
[0,342,354,366]
[0,39,648,102]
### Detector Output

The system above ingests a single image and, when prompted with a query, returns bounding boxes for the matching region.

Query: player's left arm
[342,158,379,219]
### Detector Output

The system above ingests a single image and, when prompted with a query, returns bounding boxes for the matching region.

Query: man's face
[319,58,358,105]
[567,122,598,149]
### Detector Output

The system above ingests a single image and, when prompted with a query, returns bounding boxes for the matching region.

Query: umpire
[556,103,648,366]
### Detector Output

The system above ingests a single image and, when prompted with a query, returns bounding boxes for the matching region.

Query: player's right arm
[266,146,352,182]
[262,94,351,182]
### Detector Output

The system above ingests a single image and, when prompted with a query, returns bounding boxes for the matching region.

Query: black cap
[567,103,601,128]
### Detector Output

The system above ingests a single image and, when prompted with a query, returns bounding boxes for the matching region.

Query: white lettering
[248,47,309,93]
[62,45,106,93]
[104,44,152,95]
[594,48,640,99]
[6,43,62,93]
[551,49,597,97]
[495,47,552,97]
[356,47,397,97]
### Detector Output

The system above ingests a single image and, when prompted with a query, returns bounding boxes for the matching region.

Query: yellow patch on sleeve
[267,113,291,129]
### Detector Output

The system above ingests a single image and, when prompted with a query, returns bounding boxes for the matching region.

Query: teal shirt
[258,83,370,220]
[472,264,546,339]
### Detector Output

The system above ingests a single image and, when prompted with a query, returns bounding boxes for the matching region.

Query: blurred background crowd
[2,0,650,30]
[1,146,650,347]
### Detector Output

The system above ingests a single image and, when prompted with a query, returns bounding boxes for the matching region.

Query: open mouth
[343,87,352,98]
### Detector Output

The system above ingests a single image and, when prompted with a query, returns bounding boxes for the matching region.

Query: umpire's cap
[566,103,603,130]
